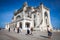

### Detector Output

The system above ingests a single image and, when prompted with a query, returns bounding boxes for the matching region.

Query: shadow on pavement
[40,35,49,38]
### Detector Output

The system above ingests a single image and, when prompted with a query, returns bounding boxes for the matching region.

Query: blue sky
[0,0,60,29]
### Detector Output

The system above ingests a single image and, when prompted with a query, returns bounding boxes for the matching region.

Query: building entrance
[26,22,30,28]
[20,22,22,29]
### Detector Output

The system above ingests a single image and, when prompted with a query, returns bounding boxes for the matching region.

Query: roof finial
[39,2,44,7]
[23,2,28,7]
[40,2,43,5]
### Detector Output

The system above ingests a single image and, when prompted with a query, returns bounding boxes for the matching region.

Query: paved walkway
[1,29,60,40]
[4,29,54,40]
[0,30,19,40]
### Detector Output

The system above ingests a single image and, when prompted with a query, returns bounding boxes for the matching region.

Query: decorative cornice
[14,2,49,16]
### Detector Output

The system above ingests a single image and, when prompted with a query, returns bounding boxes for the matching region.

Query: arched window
[46,19,47,24]
[16,15,21,19]
[44,12,48,17]
[44,12,48,24]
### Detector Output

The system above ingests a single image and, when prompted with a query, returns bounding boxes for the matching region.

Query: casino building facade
[5,2,53,31]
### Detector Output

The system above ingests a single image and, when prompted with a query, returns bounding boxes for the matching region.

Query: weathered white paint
[5,2,53,31]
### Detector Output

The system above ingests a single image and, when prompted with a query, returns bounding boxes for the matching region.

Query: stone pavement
[4,29,54,40]
[0,30,19,40]
[1,29,60,40]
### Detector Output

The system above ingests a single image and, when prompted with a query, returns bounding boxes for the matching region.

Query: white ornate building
[5,2,53,31]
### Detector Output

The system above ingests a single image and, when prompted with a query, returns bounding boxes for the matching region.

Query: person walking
[26,27,30,35]
[9,27,10,32]
[13,28,15,31]
[47,25,52,38]
[17,27,19,33]
[30,27,33,35]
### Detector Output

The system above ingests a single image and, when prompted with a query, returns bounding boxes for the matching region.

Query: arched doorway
[25,22,30,28]
[20,22,22,29]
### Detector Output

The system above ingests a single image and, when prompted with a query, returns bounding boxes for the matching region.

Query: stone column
[31,14,34,28]
[17,22,20,28]
[5,24,9,29]
[22,21,25,30]
[14,16,16,21]
[30,21,34,28]
[16,22,20,33]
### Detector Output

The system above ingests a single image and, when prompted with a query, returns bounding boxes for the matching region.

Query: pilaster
[17,22,20,28]
[22,21,25,29]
